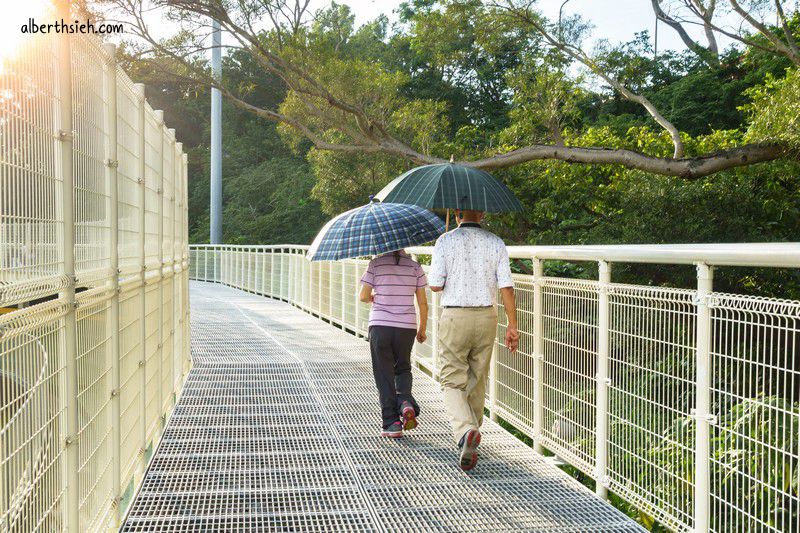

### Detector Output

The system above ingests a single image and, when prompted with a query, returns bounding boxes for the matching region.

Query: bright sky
[0,0,759,62]
[312,0,739,53]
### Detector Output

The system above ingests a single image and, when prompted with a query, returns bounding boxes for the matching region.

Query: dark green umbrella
[374,161,524,213]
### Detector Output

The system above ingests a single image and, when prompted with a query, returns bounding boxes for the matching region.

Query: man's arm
[496,243,519,352]
[427,238,446,292]
[500,287,519,353]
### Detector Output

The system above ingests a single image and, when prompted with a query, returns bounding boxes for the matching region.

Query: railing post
[532,257,544,454]
[56,23,79,532]
[329,262,335,321]
[270,248,276,297]
[489,340,499,421]
[135,83,148,471]
[694,262,714,533]
[289,249,295,302]
[155,110,165,424]
[282,248,287,299]
[301,256,307,310]
[261,249,267,295]
[102,41,122,524]
[249,247,254,292]
[432,291,439,378]
[354,264,361,337]
[318,259,323,315]
[341,261,347,329]
[595,260,612,500]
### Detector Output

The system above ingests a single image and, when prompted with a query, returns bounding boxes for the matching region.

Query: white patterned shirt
[428,223,514,307]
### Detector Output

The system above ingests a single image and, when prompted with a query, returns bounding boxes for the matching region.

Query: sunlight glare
[0,0,55,66]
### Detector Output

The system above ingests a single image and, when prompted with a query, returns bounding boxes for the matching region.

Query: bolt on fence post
[56,24,79,532]
[532,257,544,454]
[694,262,714,532]
[102,41,122,523]
[134,83,148,474]
[595,260,612,500]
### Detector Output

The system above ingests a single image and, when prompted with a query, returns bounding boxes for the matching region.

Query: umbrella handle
[445,208,450,232]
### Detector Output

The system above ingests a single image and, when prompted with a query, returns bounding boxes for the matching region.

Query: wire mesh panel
[116,76,142,277]
[75,289,114,531]
[72,37,111,286]
[143,281,161,443]
[0,34,63,307]
[495,274,535,434]
[119,285,143,488]
[161,276,175,413]
[342,261,357,329]
[161,128,175,269]
[708,294,800,533]
[608,285,697,531]
[352,259,371,336]
[539,278,598,475]
[0,302,67,532]
[329,261,343,324]
[142,109,161,271]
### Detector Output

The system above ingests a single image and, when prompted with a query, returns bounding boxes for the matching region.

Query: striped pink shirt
[360,251,427,330]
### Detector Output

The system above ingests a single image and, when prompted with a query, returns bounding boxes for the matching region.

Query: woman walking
[360,249,428,438]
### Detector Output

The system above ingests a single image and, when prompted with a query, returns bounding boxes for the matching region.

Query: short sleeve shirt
[428,224,513,307]
[361,251,427,329]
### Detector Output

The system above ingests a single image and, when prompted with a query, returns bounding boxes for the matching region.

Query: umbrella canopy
[375,162,523,212]
[307,201,446,262]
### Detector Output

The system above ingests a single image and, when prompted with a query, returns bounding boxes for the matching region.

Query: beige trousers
[437,307,497,443]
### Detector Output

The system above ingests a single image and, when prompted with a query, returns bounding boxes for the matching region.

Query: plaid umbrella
[374,162,523,212]
[307,200,446,262]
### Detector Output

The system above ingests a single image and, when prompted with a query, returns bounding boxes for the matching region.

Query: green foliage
[744,68,800,149]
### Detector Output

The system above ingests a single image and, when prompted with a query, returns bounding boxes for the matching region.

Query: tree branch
[462,143,788,178]
[498,2,686,157]
[727,0,800,66]
[651,0,719,65]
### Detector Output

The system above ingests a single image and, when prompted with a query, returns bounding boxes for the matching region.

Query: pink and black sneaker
[381,420,403,438]
[401,401,418,431]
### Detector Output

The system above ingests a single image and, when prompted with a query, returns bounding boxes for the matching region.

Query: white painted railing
[189,242,800,533]
[0,32,189,531]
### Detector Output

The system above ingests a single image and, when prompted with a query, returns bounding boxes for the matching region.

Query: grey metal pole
[210,19,223,244]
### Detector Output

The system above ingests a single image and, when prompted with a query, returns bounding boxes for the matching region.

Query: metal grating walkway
[121,281,644,532]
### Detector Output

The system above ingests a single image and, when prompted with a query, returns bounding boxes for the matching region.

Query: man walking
[428,209,519,471]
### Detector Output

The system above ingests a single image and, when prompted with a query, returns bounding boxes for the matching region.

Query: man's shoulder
[473,228,505,245]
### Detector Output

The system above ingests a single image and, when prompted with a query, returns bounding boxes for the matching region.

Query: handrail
[190,242,800,267]
[410,242,800,267]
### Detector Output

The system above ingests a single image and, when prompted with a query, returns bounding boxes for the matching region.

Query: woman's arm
[415,287,428,343]
[359,283,374,303]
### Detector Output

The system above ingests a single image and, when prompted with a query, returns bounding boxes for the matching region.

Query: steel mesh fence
[1,32,189,531]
